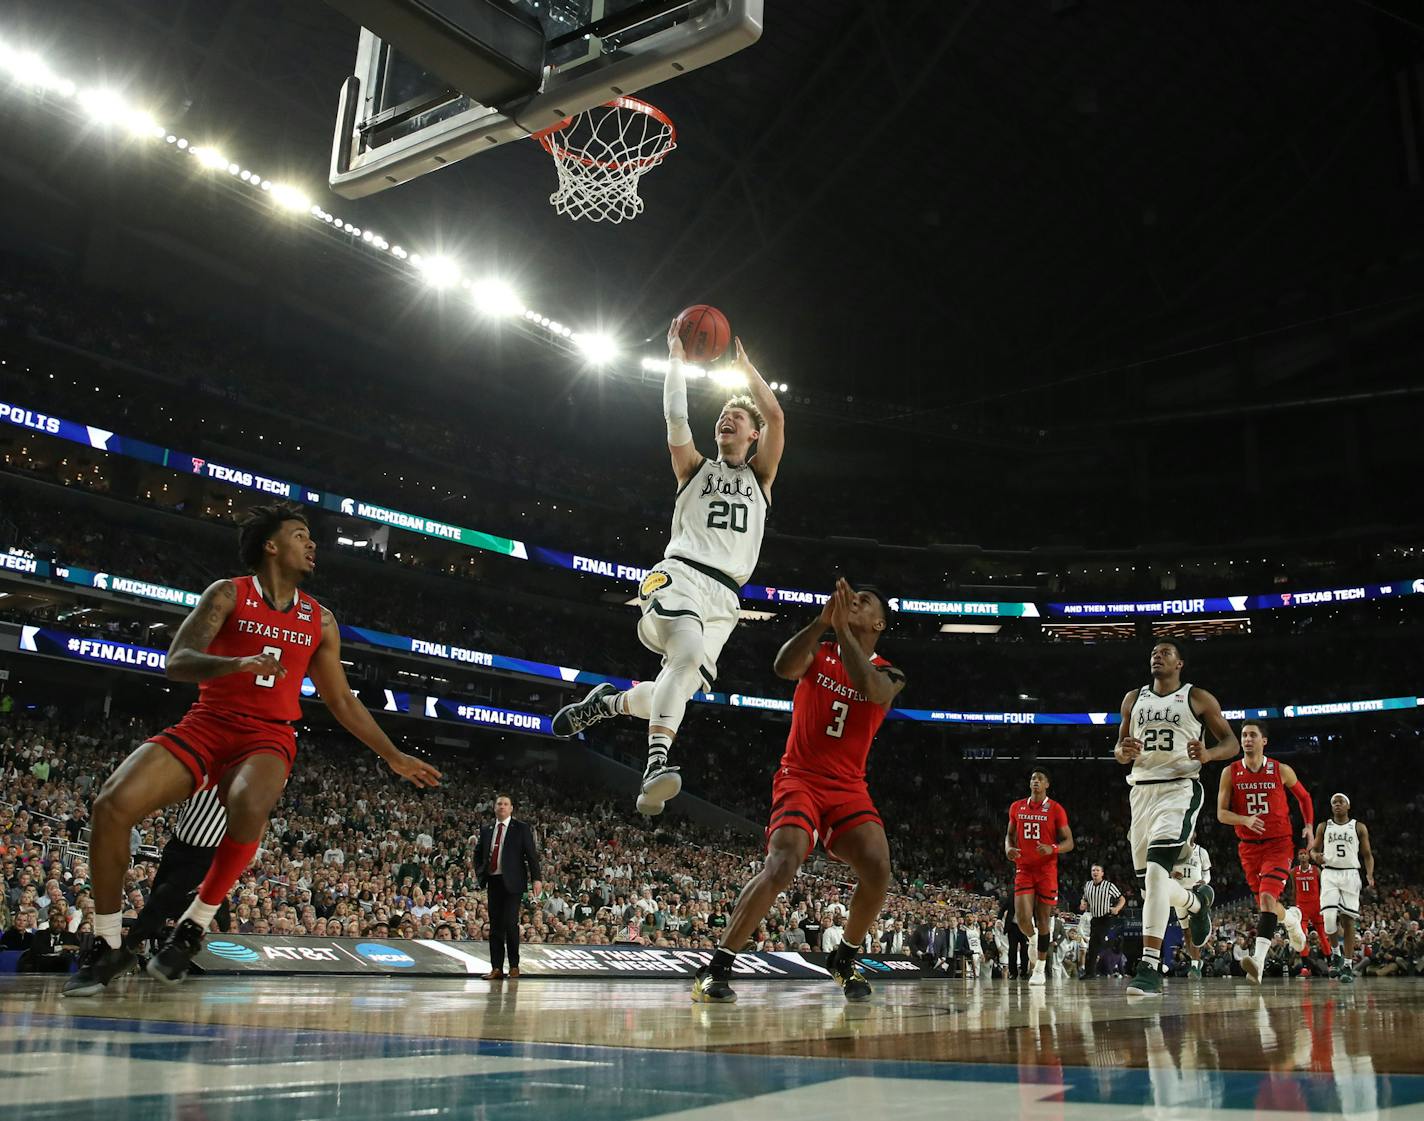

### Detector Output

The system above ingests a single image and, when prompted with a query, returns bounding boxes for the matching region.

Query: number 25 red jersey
[779,642,896,783]
[196,575,323,721]
[1227,757,1291,841]
[1009,797,1069,866]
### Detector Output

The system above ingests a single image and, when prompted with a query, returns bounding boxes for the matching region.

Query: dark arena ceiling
[3,0,1424,544]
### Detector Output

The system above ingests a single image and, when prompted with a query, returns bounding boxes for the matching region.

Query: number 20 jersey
[1127,682,1205,785]
[197,575,323,721]
[779,642,894,784]
[664,457,767,587]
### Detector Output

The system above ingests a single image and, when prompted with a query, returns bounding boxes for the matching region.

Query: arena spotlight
[710,367,748,388]
[575,333,620,365]
[640,356,707,379]
[417,255,461,288]
[191,146,230,171]
[269,183,312,213]
[76,88,127,125]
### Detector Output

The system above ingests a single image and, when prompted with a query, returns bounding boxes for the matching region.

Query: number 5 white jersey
[1127,683,1205,785]
[1323,819,1360,870]
[663,457,767,587]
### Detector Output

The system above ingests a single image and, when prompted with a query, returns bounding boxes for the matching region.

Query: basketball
[675,304,731,363]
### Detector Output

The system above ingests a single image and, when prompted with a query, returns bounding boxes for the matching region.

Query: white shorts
[1128,777,1206,879]
[635,557,739,686]
[1321,868,1361,919]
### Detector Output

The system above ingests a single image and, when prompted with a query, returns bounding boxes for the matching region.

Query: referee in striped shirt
[1079,865,1125,978]
[125,786,232,950]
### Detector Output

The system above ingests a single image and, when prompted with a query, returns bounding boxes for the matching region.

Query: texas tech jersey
[1127,683,1205,784]
[1292,864,1320,910]
[664,457,767,587]
[780,642,898,783]
[1228,757,1292,841]
[197,575,323,721]
[1008,797,1069,867]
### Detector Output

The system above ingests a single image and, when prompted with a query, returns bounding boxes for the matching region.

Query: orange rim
[533,96,677,170]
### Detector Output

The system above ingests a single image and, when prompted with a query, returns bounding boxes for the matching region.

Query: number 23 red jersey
[779,642,896,783]
[1227,757,1291,841]
[196,575,323,721]
[1009,797,1069,866]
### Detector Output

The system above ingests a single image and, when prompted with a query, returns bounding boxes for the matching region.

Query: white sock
[646,734,672,770]
[181,898,220,930]
[1254,936,1271,961]
[1143,863,1187,940]
[94,911,122,950]
[616,681,655,718]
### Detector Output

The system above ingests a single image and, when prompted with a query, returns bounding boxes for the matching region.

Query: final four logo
[639,571,671,599]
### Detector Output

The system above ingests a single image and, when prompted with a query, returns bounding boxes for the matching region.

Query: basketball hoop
[533,97,676,223]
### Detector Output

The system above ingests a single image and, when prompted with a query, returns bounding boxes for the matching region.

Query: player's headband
[1330,792,1350,805]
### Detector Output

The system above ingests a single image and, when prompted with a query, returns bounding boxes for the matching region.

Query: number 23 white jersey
[1127,683,1205,784]
[663,457,767,587]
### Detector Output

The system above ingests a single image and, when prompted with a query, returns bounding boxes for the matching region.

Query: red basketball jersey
[1292,864,1320,910]
[195,575,323,721]
[1009,797,1069,866]
[1228,756,1291,841]
[779,642,894,783]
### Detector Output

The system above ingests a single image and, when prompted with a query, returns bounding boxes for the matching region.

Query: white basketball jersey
[1173,842,1211,888]
[663,457,767,587]
[1127,683,1204,784]
[1323,819,1360,870]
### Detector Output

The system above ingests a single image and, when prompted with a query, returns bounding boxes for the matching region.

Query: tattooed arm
[165,579,280,683]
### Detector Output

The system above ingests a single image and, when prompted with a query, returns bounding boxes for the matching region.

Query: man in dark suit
[911,920,948,971]
[474,794,542,980]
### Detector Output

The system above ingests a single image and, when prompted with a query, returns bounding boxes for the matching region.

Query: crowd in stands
[1,706,1421,982]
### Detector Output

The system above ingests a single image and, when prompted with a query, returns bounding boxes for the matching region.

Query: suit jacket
[474,818,541,896]
[912,924,948,961]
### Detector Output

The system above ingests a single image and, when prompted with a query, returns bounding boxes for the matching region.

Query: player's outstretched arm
[772,594,836,680]
[1187,688,1240,764]
[166,579,270,683]
[308,608,441,788]
[1280,763,1315,845]
[731,337,786,493]
[1113,690,1142,764]
[664,319,702,485]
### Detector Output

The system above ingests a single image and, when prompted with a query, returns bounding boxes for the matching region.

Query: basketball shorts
[1320,868,1362,919]
[1128,776,1205,881]
[635,557,740,686]
[766,766,883,860]
[1013,861,1058,906]
[1237,835,1294,898]
[151,705,298,791]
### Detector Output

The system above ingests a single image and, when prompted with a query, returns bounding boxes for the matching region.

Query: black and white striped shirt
[173,786,228,849]
[1081,878,1122,918]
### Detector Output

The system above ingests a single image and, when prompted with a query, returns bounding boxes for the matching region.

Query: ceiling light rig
[0,35,784,398]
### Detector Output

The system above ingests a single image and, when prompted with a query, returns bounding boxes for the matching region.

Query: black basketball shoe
[552,682,619,738]
[691,966,737,1004]
[828,947,873,1002]
[146,919,206,984]
[62,940,138,997]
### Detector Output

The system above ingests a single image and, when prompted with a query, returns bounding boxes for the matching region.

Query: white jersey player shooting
[553,319,785,814]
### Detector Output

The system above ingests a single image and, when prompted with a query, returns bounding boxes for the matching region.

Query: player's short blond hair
[721,394,764,431]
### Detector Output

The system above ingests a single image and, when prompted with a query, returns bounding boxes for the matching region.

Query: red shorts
[1238,835,1294,898]
[766,767,883,860]
[150,705,298,791]
[1014,861,1058,906]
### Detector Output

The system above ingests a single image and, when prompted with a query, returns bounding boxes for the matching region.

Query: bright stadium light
[77,88,127,125]
[641,356,706,379]
[469,279,523,316]
[191,146,229,170]
[710,367,747,388]
[575,333,620,365]
[269,183,312,213]
[417,255,461,288]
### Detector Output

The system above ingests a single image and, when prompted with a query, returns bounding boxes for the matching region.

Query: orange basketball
[675,305,731,363]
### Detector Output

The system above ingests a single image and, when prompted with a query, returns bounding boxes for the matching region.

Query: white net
[535,97,676,223]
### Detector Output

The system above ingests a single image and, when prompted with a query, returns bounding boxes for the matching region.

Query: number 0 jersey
[779,642,897,784]
[197,575,323,721]
[664,457,767,588]
[1127,682,1205,785]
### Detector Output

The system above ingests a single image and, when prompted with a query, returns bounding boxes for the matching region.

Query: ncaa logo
[355,942,415,967]
[207,941,260,962]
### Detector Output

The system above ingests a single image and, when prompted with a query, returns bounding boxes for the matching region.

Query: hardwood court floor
[2,974,1421,1119]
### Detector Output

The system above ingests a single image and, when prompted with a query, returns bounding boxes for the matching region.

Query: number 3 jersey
[780,642,896,784]
[197,575,323,721]
[664,457,767,587]
[1127,682,1205,785]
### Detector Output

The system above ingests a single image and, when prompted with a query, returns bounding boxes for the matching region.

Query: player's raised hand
[730,336,759,379]
[389,751,442,788]
[830,578,855,632]
[1115,736,1143,764]
[667,317,686,361]
[238,652,286,679]
[1186,738,1208,762]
